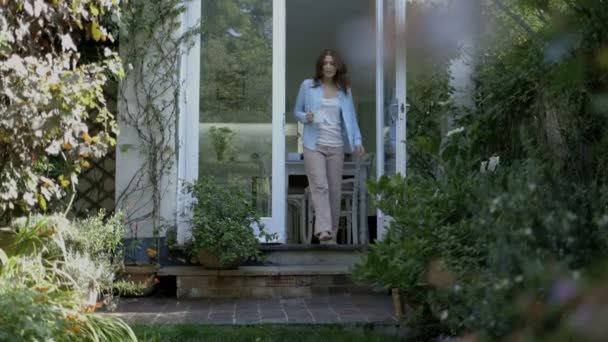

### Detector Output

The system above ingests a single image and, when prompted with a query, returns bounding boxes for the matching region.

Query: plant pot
[82,288,100,313]
[197,249,241,270]
[391,288,404,319]
[121,264,160,296]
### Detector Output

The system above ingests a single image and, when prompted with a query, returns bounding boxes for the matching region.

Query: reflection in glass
[199,0,273,216]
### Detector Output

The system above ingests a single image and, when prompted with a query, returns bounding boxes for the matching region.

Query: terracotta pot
[197,249,241,270]
[121,264,160,296]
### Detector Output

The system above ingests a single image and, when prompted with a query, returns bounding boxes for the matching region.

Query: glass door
[197,0,286,242]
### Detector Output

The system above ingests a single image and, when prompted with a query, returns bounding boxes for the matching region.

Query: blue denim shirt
[293,79,363,152]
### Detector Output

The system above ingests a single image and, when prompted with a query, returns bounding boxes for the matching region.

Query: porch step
[159,265,373,299]
[259,244,367,267]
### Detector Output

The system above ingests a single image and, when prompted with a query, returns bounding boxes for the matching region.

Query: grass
[132,324,398,342]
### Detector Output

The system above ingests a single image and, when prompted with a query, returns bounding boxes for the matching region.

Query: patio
[105,294,397,325]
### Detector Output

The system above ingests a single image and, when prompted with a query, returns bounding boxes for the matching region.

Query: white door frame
[375,0,386,240]
[394,0,407,177]
[177,0,286,244]
[176,0,201,244]
[269,0,287,243]
[376,0,407,241]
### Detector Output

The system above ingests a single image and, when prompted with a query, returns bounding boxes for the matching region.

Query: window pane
[199,0,273,216]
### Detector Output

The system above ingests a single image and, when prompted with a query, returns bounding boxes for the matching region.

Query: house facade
[115,0,477,246]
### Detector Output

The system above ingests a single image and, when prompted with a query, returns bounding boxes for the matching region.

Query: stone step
[259,244,367,267]
[159,265,373,299]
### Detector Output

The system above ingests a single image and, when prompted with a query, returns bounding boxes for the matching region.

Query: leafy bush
[66,209,125,270]
[0,0,124,223]
[355,2,608,339]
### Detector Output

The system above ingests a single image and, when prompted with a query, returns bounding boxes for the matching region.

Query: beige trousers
[304,145,344,239]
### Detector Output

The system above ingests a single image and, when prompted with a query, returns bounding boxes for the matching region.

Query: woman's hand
[306,111,314,123]
[354,145,365,156]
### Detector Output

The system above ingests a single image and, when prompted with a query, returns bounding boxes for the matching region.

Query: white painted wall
[116,2,199,238]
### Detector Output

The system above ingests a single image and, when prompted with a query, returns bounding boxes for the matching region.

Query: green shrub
[0,215,136,341]
[184,177,275,266]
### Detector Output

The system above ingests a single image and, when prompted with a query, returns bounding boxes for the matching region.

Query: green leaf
[91,22,103,42]
[90,4,100,16]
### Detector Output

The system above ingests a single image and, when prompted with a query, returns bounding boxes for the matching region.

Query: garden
[1,0,607,341]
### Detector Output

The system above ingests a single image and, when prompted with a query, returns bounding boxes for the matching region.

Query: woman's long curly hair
[313,49,350,92]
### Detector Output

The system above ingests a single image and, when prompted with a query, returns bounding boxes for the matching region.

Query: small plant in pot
[119,220,160,296]
[209,126,235,162]
[185,176,275,269]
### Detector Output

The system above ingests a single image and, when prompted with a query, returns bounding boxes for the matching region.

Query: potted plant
[184,176,275,269]
[120,220,160,296]
[209,126,234,162]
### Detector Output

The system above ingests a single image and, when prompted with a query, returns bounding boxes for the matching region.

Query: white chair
[287,192,310,244]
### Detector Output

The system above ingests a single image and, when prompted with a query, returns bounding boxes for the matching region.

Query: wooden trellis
[72,81,118,217]
[72,149,116,217]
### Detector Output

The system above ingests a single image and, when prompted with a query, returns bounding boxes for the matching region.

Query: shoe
[316,231,332,241]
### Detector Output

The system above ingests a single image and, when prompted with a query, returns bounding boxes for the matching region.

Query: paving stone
[211,303,235,312]
[236,301,259,310]
[126,313,160,324]
[182,312,211,324]
[260,318,287,324]
[208,313,234,324]
[258,299,282,309]
[282,302,307,310]
[156,311,187,324]
[163,301,191,313]
[333,307,360,315]
[309,311,341,324]
[285,310,314,323]
[187,301,212,311]
[236,316,261,324]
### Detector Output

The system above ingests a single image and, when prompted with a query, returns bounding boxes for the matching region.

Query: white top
[316,97,343,147]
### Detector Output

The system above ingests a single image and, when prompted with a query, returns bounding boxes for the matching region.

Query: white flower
[440,310,449,320]
[45,140,61,155]
[23,192,36,206]
[6,55,27,76]
[487,155,500,172]
[61,34,77,52]
[515,275,524,283]
[0,178,19,201]
[480,161,488,173]
[446,126,464,137]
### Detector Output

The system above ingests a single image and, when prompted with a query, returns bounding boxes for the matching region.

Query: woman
[293,49,365,242]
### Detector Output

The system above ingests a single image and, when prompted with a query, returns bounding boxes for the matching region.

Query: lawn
[132,324,398,342]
